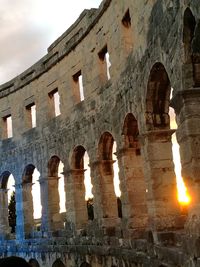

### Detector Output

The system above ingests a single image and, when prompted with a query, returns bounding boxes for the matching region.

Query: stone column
[40,176,62,232]
[171,89,200,235]
[40,176,49,233]
[140,129,181,233]
[89,161,103,221]
[0,189,9,239]
[65,169,88,230]
[96,160,120,228]
[117,147,148,237]
[15,183,25,240]
[22,182,34,237]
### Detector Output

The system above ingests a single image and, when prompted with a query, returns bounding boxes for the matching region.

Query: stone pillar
[0,189,9,238]
[40,176,49,233]
[65,169,88,230]
[96,160,119,227]
[171,89,200,235]
[89,161,103,221]
[117,147,148,237]
[140,129,181,233]
[15,183,25,240]
[40,176,62,232]
[22,182,34,237]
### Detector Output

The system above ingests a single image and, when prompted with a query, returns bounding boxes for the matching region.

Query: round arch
[22,164,35,183]
[98,131,114,161]
[122,113,139,148]
[146,62,171,130]
[52,259,65,267]
[48,155,61,177]
[80,262,91,267]
[0,171,12,189]
[71,145,86,169]
[97,131,121,220]
[47,155,65,230]
[70,145,94,225]
[0,171,16,236]
[29,258,40,267]
[183,7,196,64]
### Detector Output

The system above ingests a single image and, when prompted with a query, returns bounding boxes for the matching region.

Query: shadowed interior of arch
[71,146,94,222]
[48,155,66,213]
[29,258,40,267]
[146,62,190,206]
[0,171,16,234]
[146,62,171,129]
[98,132,122,218]
[52,259,65,267]
[22,164,42,235]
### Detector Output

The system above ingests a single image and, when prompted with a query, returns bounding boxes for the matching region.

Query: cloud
[0,0,101,83]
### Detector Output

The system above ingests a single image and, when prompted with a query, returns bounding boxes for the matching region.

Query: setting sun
[169,106,191,206]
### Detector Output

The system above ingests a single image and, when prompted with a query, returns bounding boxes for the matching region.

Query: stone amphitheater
[0,0,200,266]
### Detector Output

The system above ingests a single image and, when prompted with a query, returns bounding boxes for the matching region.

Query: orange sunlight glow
[169,107,191,206]
[84,152,94,201]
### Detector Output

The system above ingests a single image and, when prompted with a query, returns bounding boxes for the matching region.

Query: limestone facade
[0,0,200,266]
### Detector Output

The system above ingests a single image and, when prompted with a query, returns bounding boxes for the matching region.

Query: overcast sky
[0,0,102,84]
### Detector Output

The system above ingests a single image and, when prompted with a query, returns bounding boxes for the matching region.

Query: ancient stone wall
[0,0,200,266]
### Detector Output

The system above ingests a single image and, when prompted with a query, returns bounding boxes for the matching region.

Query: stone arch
[146,62,171,130]
[71,145,86,169]
[122,113,139,149]
[98,131,114,161]
[183,7,200,87]
[0,171,12,189]
[144,63,181,231]
[70,145,94,228]
[29,258,40,267]
[47,155,65,231]
[183,7,196,64]
[22,164,41,238]
[118,113,148,236]
[48,155,60,177]
[22,164,35,183]
[0,171,16,237]
[52,259,65,267]
[97,132,121,222]
[80,262,91,267]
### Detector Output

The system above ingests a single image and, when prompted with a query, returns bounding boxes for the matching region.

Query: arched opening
[144,63,181,231]
[80,262,91,267]
[58,161,66,213]
[29,258,40,267]
[0,256,29,266]
[47,155,66,230]
[52,259,65,267]
[146,62,171,130]
[0,171,16,237]
[22,164,41,237]
[98,132,122,222]
[183,8,196,64]
[113,141,122,218]
[120,113,148,234]
[183,8,200,87]
[71,146,94,228]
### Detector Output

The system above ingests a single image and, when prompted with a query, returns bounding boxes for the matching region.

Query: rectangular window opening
[121,9,133,54]
[31,104,36,128]
[49,89,61,117]
[26,103,36,128]
[73,70,84,102]
[98,45,111,80]
[4,115,13,138]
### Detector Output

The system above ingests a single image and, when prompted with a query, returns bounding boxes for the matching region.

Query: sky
[0,0,102,83]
